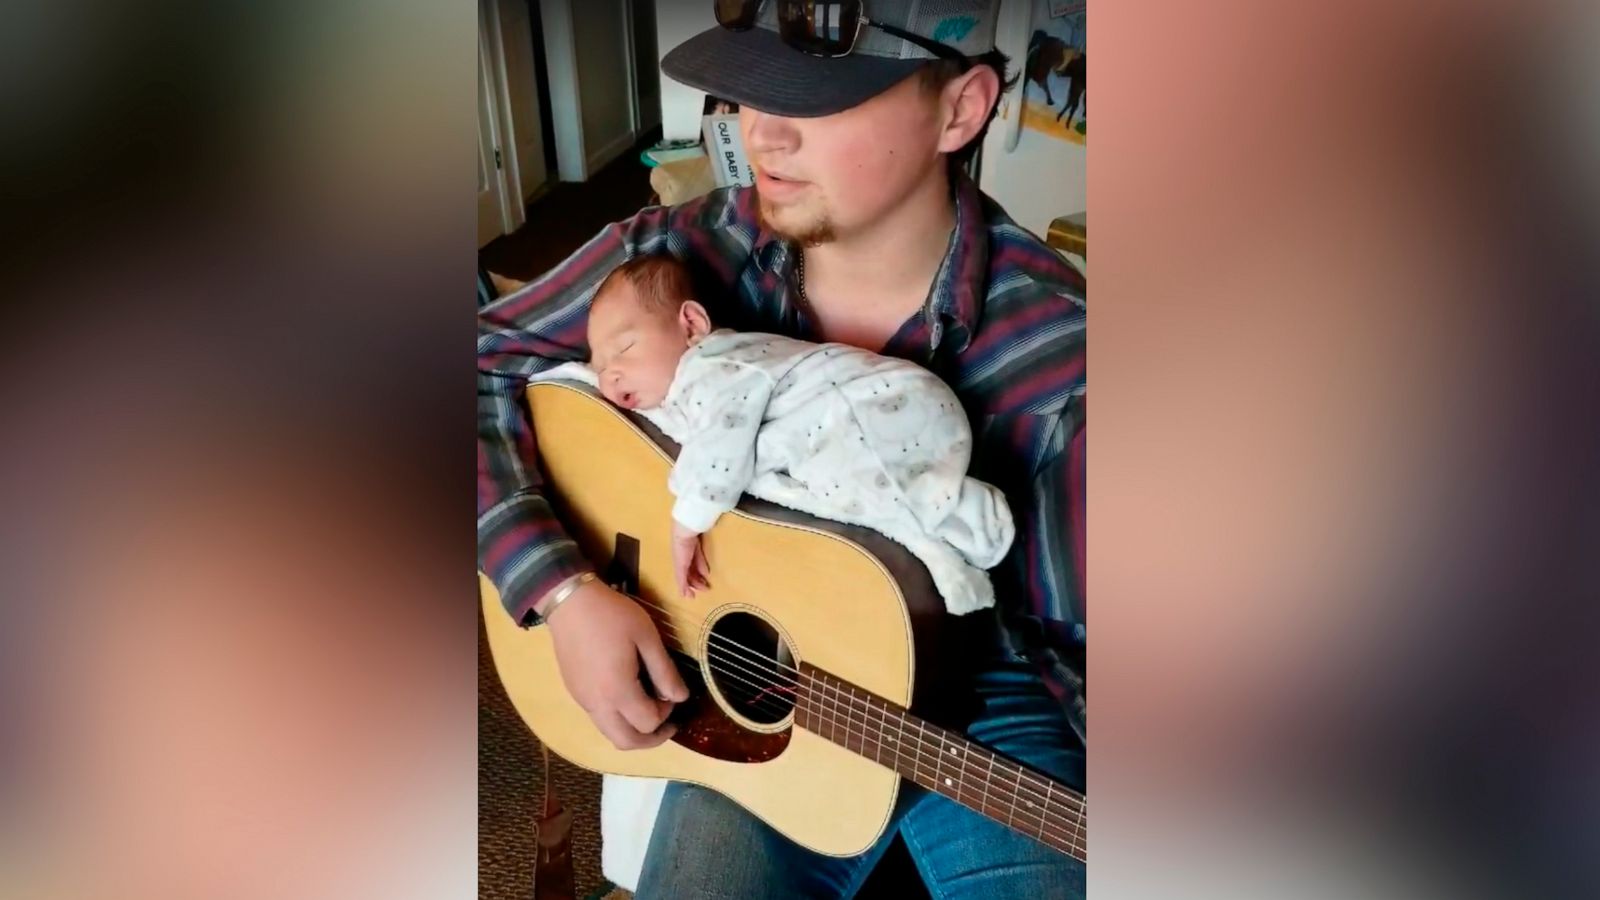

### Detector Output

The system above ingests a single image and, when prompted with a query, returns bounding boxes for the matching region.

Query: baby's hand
[671,520,712,599]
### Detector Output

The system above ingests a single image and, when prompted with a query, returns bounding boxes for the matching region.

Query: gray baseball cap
[661,0,1000,118]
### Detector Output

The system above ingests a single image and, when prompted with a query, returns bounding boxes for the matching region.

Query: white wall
[975,0,1086,238]
[653,1,715,141]
[631,0,661,132]
[573,0,637,170]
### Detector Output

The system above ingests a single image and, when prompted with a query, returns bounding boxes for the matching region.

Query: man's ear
[936,65,1001,155]
[680,300,713,343]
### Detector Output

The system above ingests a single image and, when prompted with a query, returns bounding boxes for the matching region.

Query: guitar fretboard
[793,664,1086,862]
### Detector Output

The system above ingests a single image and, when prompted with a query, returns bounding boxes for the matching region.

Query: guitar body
[480,382,953,856]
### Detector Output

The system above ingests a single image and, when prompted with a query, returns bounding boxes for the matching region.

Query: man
[478,2,1085,896]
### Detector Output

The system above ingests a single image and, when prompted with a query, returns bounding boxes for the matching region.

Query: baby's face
[587,282,691,411]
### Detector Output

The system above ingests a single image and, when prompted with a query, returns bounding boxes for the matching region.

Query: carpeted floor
[479,610,614,899]
[478,131,661,283]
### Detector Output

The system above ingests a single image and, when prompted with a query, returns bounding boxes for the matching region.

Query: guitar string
[625,598,1085,843]
[614,596,798,717]
[637,612,798,717]
[630,592,1094,832]
[598,614,1086,852]
[634,591,1083,813]
[654,635,794,718]
[812,666,1088,839]
[635,593,806,677]
[627,592,1088,827]
[629,594,1088,834]
[805,669,1085,852]
[803,668,1085,852]
[625,591,801,686]
[803,671,1085,853]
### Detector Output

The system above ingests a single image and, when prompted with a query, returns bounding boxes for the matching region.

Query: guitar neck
[793,665,1086,862]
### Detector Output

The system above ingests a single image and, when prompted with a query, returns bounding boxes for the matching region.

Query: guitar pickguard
[606,528,792,765]
[668,676,791,764]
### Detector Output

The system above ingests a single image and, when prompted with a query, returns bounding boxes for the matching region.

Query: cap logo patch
[932,16,978,44]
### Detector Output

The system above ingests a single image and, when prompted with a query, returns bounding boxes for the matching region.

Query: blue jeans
[635,628,1085,899]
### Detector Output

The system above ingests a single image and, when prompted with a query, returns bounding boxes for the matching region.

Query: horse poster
[1023,0,1086,145]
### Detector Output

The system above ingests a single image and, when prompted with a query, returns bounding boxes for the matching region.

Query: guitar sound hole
[705,611,798,726]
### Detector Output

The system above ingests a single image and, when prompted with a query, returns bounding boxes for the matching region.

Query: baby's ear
[680,300,713,342]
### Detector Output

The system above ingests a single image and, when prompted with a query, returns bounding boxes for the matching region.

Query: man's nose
[742,108,798,156]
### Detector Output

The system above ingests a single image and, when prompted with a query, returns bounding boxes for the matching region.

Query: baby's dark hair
[594,254,694,316]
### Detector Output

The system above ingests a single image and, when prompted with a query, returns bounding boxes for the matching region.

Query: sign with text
[701,114,754,189]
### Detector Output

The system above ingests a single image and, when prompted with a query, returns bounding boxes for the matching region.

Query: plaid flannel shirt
[478,173,1085,736]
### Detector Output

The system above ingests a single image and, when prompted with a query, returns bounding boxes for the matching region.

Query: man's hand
[671,521,711,598]
[543,580,689,750]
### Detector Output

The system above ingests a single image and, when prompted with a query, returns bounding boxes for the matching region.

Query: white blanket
[600,775,666,891]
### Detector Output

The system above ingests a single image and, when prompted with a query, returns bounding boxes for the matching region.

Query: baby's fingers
[691,541,711,591]
[672,543,694,598]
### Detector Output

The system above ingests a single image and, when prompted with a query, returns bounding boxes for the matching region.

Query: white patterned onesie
[540,329,1014,614]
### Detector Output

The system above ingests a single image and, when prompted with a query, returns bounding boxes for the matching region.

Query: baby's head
[587,255,711,410]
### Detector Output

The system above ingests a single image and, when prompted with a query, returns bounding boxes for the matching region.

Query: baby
[568,255,1014,614]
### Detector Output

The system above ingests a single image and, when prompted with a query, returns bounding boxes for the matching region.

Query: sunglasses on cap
[716,0,970,64]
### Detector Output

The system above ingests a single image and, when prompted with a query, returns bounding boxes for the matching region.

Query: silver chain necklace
[794,248,808,305]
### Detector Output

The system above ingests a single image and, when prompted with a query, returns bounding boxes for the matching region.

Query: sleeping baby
[550,254,1014,615]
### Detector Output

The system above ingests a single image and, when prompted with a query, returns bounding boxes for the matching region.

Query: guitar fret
[873,695,893,772]
[864,682,876,759]
[858,684,882,765]
[831,676,847,752]
[844,680,864,759]
[909,717,934,785]
[825,672,838,743]
[831,675,843,748]
[839,678,861,758]
[1015,764,1042,831]
[972,739,985,816]
[881,695,897,770]
[894,705,911,780]
[797,668,811,732]
[919,717,941,797]
[870,694,887,767]
[1042,782,1054,842]
[799,666,1085,863]
[1073,785,1086,853]
[850,683,867,759]
[842,680,861,758]
[940,730,979,807]
[812,675,825,733]
[944,733,963,804]
[1015,763,1029,830]
[812,676,824,738]
[865,688,887,767]
[838,672,851,749]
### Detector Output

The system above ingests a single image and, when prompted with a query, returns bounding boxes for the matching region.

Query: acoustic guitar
[480,382,1086,862]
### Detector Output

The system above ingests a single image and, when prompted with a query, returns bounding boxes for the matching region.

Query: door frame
[538,0,644,182]
[478,14,515,246]
[482,0,543,241]
[485,0,551,214]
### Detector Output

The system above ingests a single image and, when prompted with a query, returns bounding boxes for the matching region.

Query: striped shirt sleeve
[1024,403,1085,637]
[477,198,718,625]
